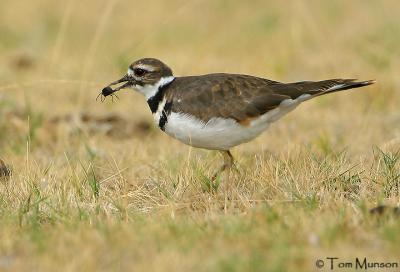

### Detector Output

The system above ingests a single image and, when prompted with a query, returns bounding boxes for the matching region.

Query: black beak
[101,74,134,97]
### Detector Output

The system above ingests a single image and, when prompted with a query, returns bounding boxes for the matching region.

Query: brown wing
[166,74,374,123]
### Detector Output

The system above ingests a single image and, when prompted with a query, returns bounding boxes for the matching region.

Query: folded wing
[167,74,374,123]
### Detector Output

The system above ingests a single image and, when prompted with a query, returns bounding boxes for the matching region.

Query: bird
[100,58,375,178]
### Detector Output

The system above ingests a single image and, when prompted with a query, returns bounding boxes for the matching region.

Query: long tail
[296,79,376,97]
[274,79,376,100]
[318,79,376,95]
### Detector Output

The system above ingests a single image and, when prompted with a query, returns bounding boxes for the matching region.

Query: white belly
[164,113,268,150]
[162,94,311,150]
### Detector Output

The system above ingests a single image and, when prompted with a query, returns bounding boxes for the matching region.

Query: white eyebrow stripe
[135,64,156,72]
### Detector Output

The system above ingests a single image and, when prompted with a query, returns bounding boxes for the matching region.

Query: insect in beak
[96,74,133,102]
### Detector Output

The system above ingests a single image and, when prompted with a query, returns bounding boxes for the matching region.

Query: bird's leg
[212,150,235,181]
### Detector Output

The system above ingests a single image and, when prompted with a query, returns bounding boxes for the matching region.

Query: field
[1,0,400,271]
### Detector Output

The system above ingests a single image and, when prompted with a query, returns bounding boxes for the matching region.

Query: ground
[0,0,399,271]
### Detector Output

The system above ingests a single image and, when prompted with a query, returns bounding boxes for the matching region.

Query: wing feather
[165,75,373,122]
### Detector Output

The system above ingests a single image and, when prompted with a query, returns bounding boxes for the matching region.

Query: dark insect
[102,86,114,96]
[96,86,119,102]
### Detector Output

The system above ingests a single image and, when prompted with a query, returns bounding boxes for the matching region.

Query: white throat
[133,76,175,99]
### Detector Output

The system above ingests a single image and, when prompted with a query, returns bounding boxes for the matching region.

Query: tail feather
[323,79,376,94]
[278,79,376,100]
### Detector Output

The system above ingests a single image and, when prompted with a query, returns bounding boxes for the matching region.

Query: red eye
[134,68,147,76]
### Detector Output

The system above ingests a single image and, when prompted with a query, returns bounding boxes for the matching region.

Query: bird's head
[100,58,174,100]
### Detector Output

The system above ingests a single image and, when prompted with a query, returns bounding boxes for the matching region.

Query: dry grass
[1,0,400,271]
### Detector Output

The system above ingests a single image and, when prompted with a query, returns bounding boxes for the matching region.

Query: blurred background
[0,0,399,154]
[0,1,399,271]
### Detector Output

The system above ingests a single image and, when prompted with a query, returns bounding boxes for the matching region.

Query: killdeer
[100,58,375,177]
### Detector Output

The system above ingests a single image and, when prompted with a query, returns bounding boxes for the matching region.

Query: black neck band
[147,78,175,113]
